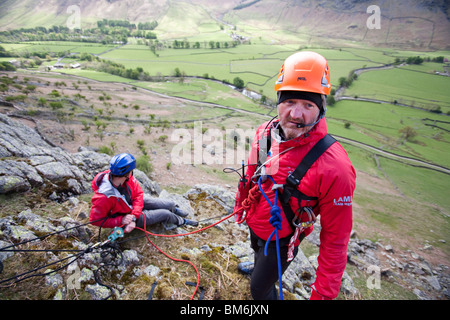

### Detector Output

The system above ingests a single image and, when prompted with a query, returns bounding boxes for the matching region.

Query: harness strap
[280,134,336,229]
[287,134,337,187]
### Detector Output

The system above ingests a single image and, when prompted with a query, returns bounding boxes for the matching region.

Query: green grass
[345,64,450,113]
[155,2,220,39]
[98,44,375,104]
[378,156,450,213]
[133,78,268,114]
[57,68,138,83]
[327,100,450,168]
[2,41,116,55]
[344,140,449,258]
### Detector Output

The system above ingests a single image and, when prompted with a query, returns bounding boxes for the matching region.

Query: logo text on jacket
[333,196,352,206]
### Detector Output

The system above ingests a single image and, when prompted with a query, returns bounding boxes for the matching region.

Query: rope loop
[268,205,282,230]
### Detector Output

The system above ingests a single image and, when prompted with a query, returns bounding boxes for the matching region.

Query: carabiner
[292,207,316,229]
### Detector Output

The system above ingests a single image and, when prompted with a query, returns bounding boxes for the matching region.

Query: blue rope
[257,176,284,300]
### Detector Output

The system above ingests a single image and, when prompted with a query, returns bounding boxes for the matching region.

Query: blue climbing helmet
[109,153,136,176]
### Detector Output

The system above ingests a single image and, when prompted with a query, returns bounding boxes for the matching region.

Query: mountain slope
[0,0,448,49]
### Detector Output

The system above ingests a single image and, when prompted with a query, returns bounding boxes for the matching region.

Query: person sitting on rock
[89,153,198,233]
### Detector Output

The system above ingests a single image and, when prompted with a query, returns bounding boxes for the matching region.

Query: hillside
[0,0,449,49]
[0,69,448,301]
[0,0,449,301]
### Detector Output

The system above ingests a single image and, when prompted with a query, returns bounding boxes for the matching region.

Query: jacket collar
[96,172,132,209]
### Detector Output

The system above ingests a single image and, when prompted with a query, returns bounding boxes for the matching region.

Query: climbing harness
[230,124,337,299]
[279,134,336,262]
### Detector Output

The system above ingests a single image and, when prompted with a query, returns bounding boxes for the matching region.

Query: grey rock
[0,240,14,262]
[17,208,58,234]
[45,269,64,288]
[143,265,161,278]
[0,175,30,193]
[85,283,112,300]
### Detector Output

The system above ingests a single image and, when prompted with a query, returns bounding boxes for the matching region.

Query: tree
[326,95,336,106]
[174,67,182,77]
[233,77,245,89]
[399,126,417,143]
[338,76,348,88]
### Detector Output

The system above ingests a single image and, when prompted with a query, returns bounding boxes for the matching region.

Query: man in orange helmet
[234,52,356,300]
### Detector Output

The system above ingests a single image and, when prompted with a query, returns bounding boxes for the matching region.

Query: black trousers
[249,229,298,300]
[136,196,184,228]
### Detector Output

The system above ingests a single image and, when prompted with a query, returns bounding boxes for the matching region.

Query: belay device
[108,227,124,242]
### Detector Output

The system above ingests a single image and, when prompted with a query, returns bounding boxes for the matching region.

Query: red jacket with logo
[234,118,356,299]
[89,170,144,228]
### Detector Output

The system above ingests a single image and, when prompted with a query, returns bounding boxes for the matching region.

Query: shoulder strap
[285,134,336,188]
[280,134,336,234]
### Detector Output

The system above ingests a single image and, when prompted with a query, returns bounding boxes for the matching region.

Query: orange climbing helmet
[274,51,331,95]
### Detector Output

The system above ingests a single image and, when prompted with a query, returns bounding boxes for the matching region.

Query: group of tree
[97,19,135,29]
[0,19,159,44]
[97,19,158,30]
[394,55,447,65]
[171,39,239,49]
[338,72,358,89]
[0,61,16,71]
[87,56,153,81]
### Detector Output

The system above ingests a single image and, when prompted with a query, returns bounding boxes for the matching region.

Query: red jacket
[90,170,144,228]
[234,118,356,299]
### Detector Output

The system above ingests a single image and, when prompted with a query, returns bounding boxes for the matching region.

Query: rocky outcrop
[346,231,449,300]
[0,113,159,199]
[0,113,104,197]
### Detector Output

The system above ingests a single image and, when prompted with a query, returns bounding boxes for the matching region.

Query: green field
[327,100,450,167]
[346,65,450,113]
[6,35,448,163]
[1,41,117,55]
[98,44,389,99]
[13,37,444,190]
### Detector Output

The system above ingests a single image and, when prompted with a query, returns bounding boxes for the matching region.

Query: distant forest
[0,19,158,44]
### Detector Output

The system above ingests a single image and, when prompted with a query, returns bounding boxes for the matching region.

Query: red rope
[137,225,200,300]
[135,209,239,300]
[129,186,261,300]
[236,184,261,224]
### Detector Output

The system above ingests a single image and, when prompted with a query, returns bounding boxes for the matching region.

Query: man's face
[277,99,321,140]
